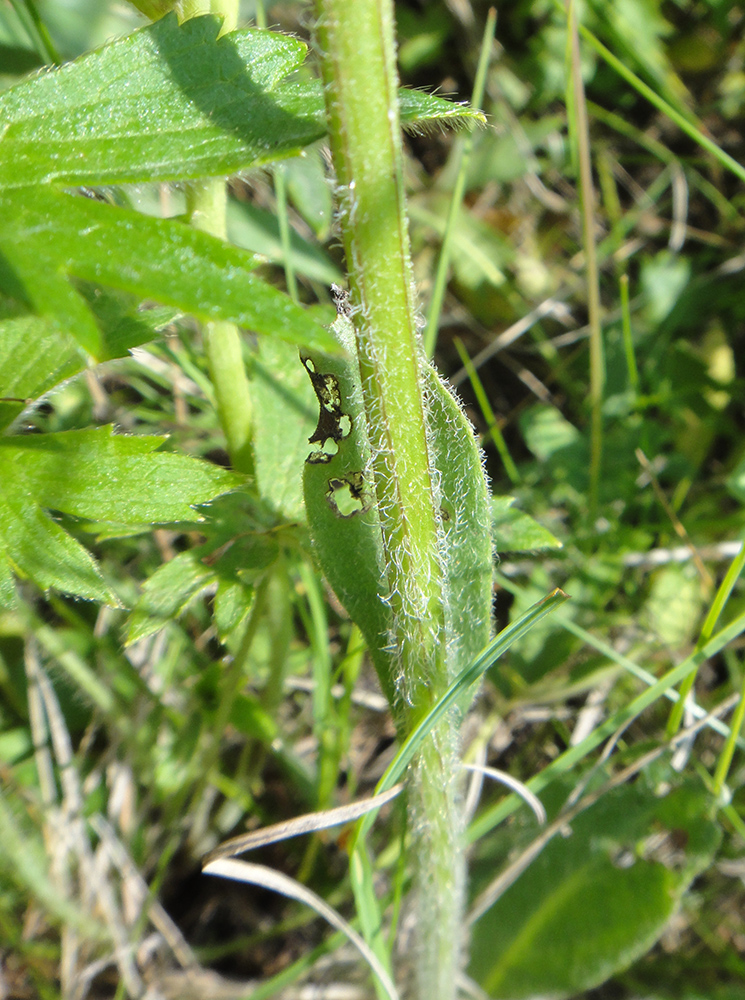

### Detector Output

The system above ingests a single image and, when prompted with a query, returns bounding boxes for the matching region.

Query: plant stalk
[183,0,254,477]
[314,2,465,996]
[568,0,604,521]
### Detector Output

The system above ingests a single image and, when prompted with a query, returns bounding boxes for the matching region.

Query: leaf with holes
[301,310,492,712]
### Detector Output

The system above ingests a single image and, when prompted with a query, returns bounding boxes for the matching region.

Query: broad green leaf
[0,14,484,191]
[0,491,118,606]
[469,778,720,999]
[0,299,178,431]
[0,186,337,358]
[491,496,563,553]
[0,425,240,606]
[301,309,493,708]
[0,426,240,523]
[0,14,313,189]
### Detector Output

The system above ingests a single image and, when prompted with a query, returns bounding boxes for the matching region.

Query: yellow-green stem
[182,0,254,476]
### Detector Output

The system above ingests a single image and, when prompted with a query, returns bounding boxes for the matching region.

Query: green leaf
[301,316,396,706]
[0,186,337,358]
[0,426,240,606]
[0,297,179,431]
[425,364,493,684]
[0,14,484,191]
[214,577,254,644]
[469,778,720,999]
[398,87,485,131]
[0,492,117,607]
[301,309,494,708]
[0,426,240,523]
[491,496,563,553]
[0,14,314,189]
[251,332,319,522]
[125,549,217,644]
[0,314,83,430]
[227,198,342,286]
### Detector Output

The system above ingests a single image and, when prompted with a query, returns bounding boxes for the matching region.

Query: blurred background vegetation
[1,0,745,997]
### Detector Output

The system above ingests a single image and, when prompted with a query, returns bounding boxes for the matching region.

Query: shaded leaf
[125,549,216,644]
[227,198,342,286]
[251,332,318,522]
[469,778,720,999]
[0,314,83,431]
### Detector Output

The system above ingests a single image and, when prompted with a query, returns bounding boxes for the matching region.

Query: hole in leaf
[301,356,353,463]
[326,473,367,518]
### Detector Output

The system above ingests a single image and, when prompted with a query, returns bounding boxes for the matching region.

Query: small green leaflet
[491,496,563,552]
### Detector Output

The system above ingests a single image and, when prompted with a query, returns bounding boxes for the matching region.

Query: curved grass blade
[354,587,569,843]
[204,858,399,1000]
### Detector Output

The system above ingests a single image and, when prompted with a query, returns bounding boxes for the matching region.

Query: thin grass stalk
[713,672,745,798]
[556,1,745,187]
[423,8,496,357]
[567,0,604,521]
[453,336,519,485]
[314,1,466,995]
[619,273,639,394]
[468,605,745,842]
[667,539,745,736]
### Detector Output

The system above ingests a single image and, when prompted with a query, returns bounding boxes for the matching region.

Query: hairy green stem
[315,1,465,996]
